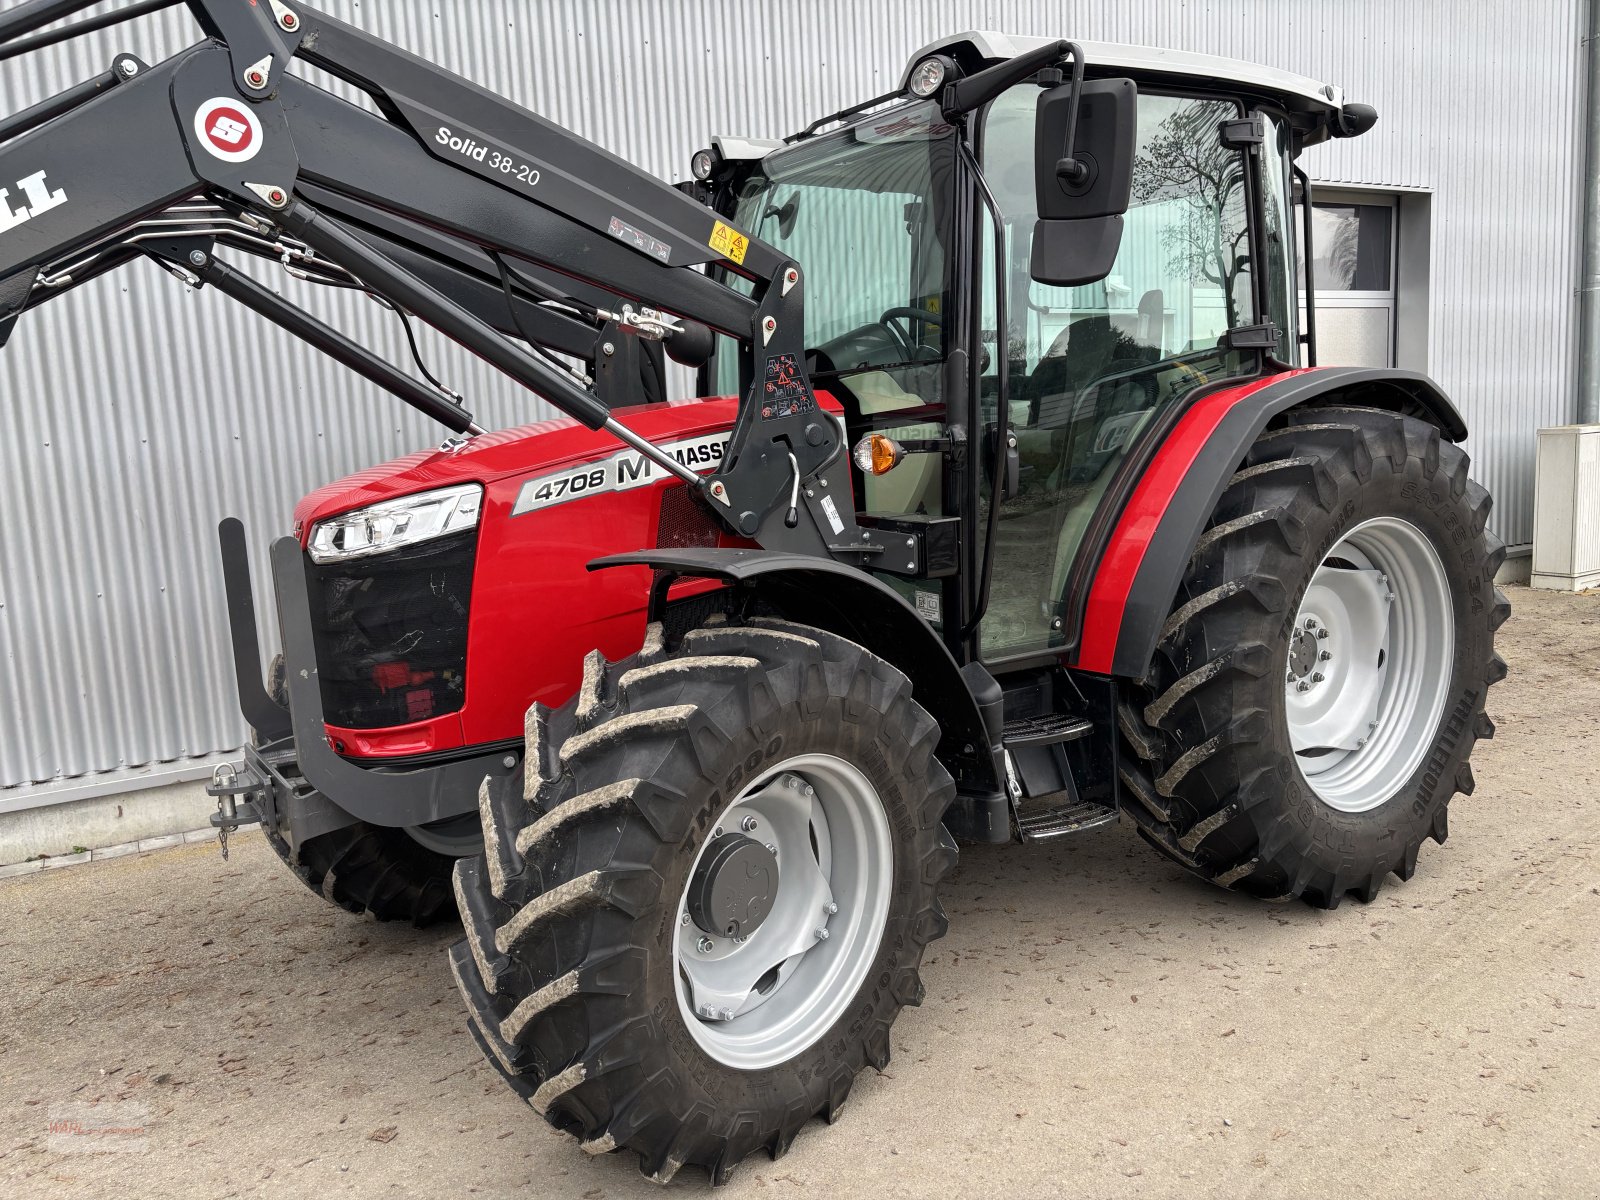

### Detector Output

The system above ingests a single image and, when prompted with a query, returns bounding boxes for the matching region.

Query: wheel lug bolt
[1311,672,1325,683]
[680,912,690,926]
[824,901,838,915]
[1296,680,1311,692]
[1304,617,1318,630]
[713,825,723,838]
[803,785,816,798]
[814,927,830,941]
[1319,650,1332,661]
[1316,628,1330,640]
[1286,671,1295,683]
[741,815,758,832]
[697,936,714,953]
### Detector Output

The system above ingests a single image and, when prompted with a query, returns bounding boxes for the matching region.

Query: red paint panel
[295,394,842,760]
[294,400,740,530]
[1073,375,1296,675]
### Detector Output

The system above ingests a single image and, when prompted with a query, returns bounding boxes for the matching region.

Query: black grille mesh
[304,529,477,730]
[655,483,722,551]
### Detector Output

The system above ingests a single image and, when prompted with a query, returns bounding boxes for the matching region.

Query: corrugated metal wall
[0,0,1585,796]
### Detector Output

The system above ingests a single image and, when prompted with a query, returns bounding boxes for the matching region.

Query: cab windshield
[710,101,958,532]
[713,101,955,408]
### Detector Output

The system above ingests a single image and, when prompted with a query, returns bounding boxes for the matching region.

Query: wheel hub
[1286,620,1329,688]
[1285,516,1454,813]
[687,833,780,939]
[674,757,892,1071]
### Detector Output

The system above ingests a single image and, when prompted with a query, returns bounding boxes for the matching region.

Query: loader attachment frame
[0,0,873,561]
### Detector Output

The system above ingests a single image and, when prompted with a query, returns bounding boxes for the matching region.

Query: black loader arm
[0,53,197,327]
[0,0,876,565]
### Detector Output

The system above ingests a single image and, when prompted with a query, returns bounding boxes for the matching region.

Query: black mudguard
[590,547,1004,799]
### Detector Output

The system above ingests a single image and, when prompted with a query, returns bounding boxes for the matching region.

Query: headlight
[907,55,950,98]
[308,483,483,563]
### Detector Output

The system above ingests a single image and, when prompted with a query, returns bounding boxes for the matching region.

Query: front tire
[449,617,956,1183]
[1121,406,1508,908]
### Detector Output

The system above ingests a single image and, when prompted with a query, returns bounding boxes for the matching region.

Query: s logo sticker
[193,98,263,163]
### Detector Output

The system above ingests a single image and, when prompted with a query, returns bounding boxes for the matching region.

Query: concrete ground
[1,584,1595,1198]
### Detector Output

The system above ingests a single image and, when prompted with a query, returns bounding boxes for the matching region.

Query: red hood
[293,396,745,538]
[288,390,843,761]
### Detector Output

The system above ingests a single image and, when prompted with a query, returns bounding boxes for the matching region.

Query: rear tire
[1121,406,1507,908]
[255,655,470,926]
[449,617,956,1184]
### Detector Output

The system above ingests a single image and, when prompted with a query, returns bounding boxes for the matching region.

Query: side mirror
[1030,78,1137,287]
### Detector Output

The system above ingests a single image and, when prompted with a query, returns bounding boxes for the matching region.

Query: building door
[1299,191,1399,367]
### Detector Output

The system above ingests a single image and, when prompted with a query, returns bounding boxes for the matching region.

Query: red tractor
[0,5,1505,1184]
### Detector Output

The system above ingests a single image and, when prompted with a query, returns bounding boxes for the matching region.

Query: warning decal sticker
[708,220,750,265]
[761,353,815,421]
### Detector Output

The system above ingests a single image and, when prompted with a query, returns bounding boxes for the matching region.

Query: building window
[1298,192,1401,368]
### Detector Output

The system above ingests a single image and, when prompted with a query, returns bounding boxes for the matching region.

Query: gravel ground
[1,584,1595,1198]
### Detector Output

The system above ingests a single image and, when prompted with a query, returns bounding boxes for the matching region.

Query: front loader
[0,3,1507,1184]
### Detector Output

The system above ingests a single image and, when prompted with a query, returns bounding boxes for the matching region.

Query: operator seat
[1031,315,1152,415]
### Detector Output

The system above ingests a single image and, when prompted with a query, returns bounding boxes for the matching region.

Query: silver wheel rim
[1286,515,1454,813]
[403,813,483,856]
[675,753,893,1071]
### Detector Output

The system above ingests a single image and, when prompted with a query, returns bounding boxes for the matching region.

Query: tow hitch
[206,761,266,861]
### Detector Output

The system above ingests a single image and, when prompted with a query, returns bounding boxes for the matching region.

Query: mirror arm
[1052,50,1089,185]
[943,38,1082,120]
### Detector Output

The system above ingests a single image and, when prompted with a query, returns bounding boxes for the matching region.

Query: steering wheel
[878,306,944,361]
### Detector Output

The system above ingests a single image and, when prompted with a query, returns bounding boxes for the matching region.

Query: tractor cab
[703,32,1373,666]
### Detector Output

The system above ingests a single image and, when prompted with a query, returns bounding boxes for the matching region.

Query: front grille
[304,529,477,729]
[655,482,722,551]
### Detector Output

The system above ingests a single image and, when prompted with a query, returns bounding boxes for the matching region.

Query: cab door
[974,85,1275,662]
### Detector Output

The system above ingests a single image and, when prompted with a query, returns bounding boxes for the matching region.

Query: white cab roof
[901,31,1344,112]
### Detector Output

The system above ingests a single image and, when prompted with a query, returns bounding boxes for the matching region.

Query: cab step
[1002,711,1093,748]
[1016,797,1119,842]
